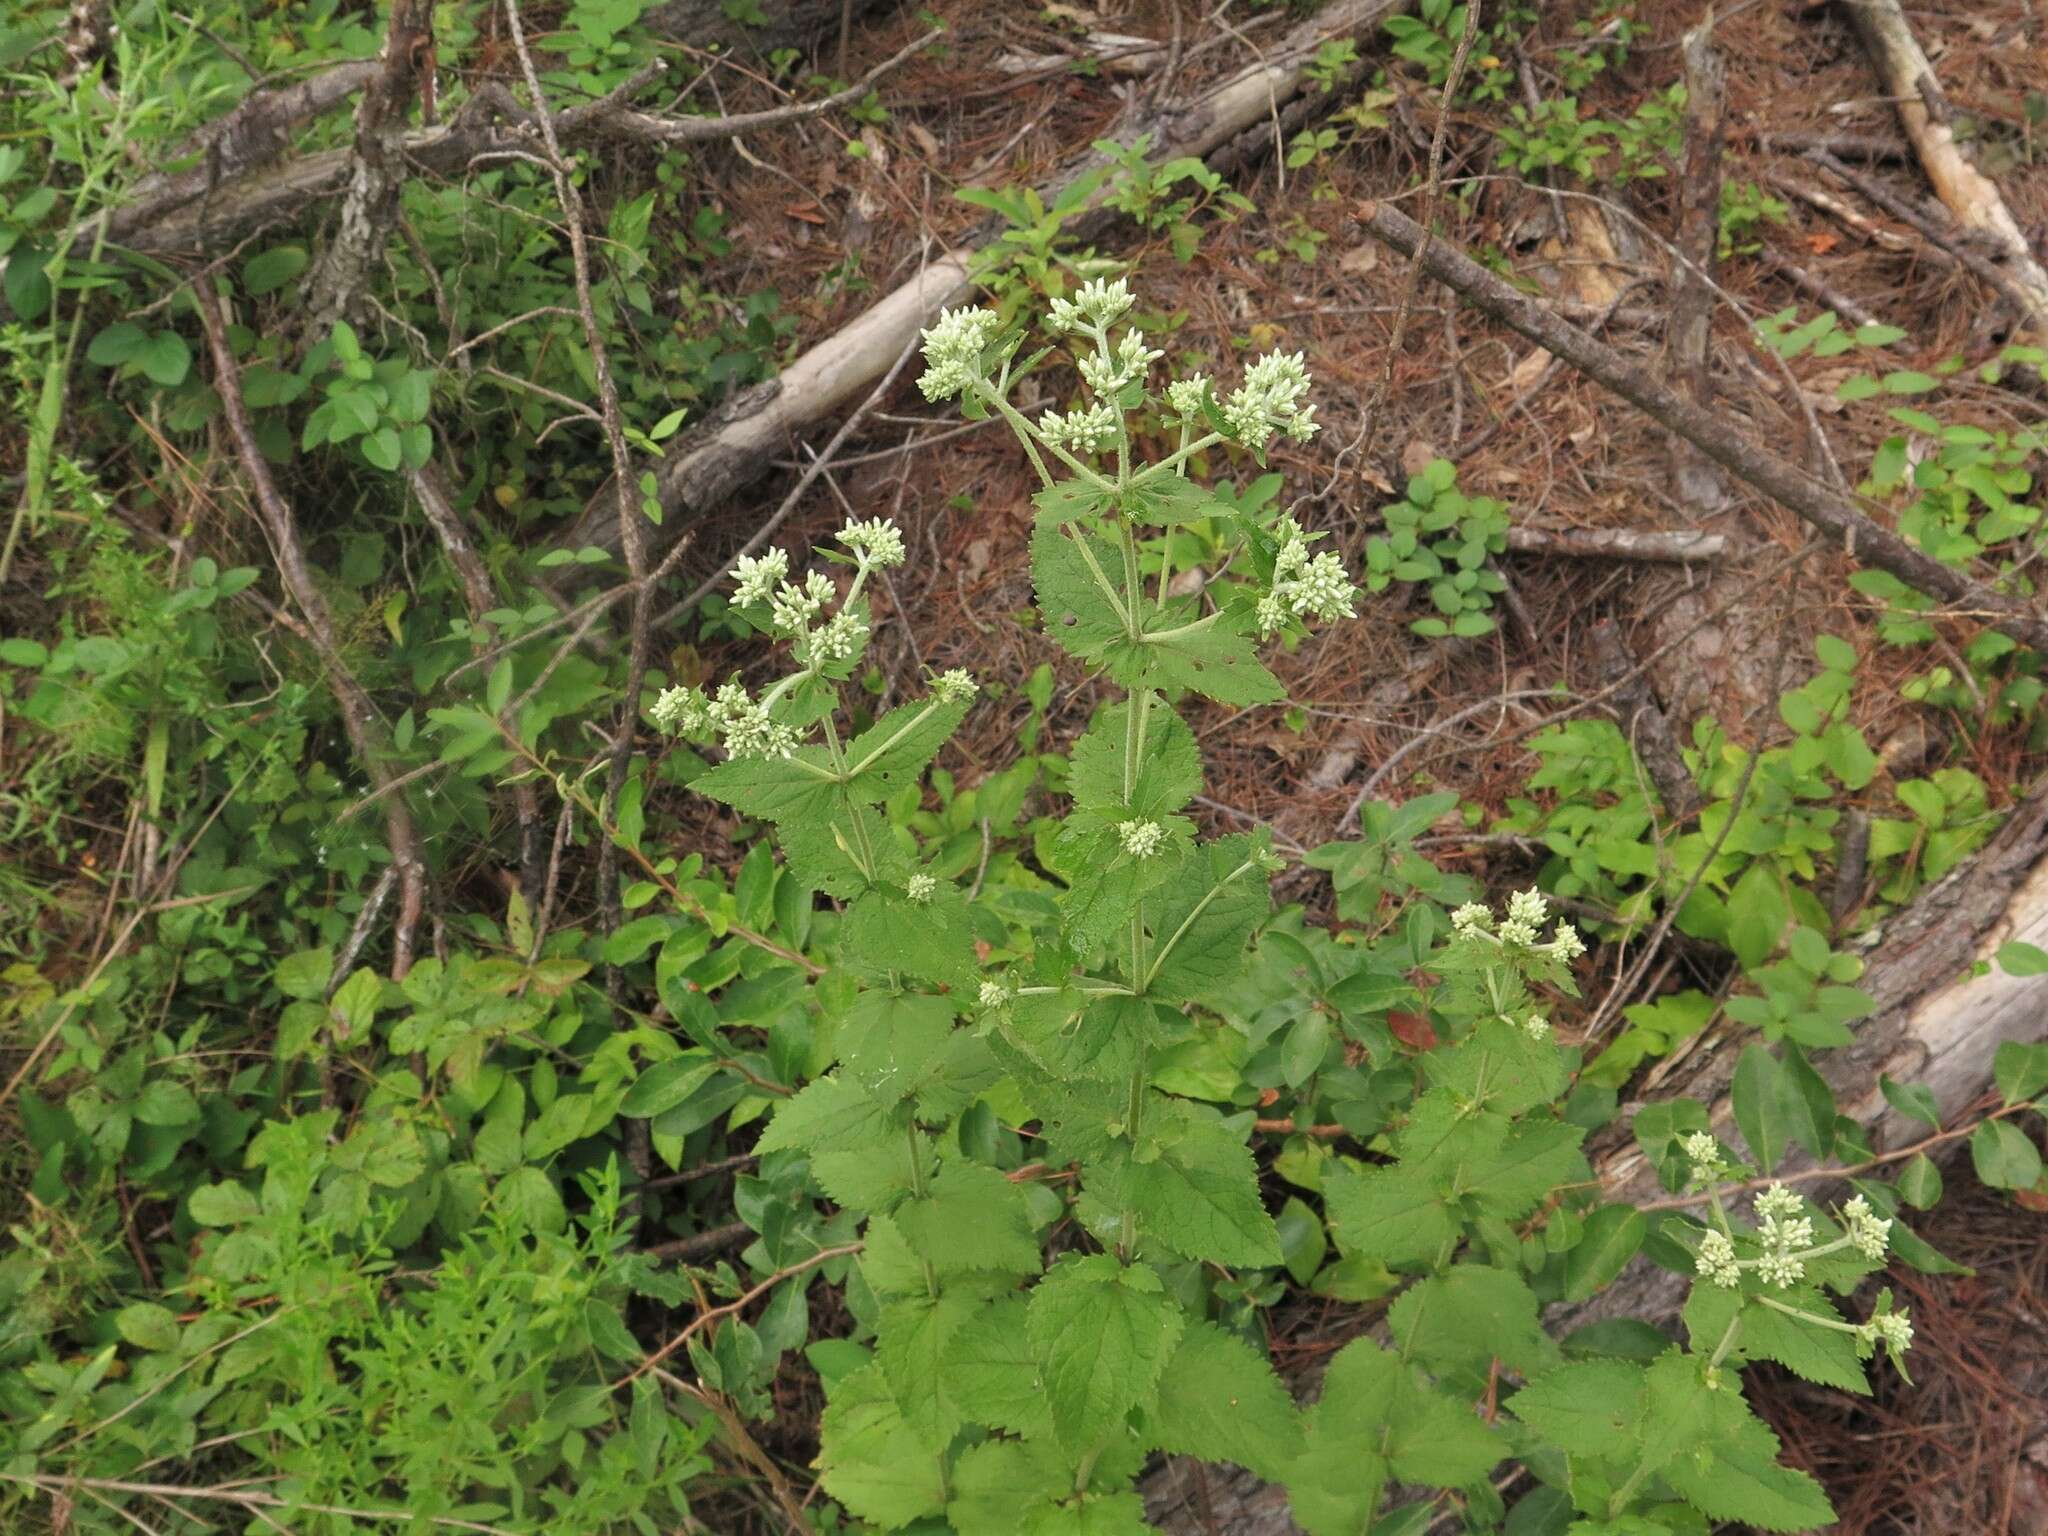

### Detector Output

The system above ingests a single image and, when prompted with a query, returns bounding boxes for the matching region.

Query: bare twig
[193,281,425,975]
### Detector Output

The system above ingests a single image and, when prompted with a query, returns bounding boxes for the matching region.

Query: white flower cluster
[837,518,906,568]
[769,570,837,634]
[1521,1012,1551,1042]
[803,608,869,664]
[1047,276,1135,334]
[1855,1305,1913,1359]
[733,548,791,607]
[1695,1228,1742,1288]
[1078,328,1164,397]
[917,306,1002,402]
[906,874,937,903]
[1754,1183,1815,1288]
[1256,516,1359,634]
[930,668,979,705]
[1450,888,1587,963]
[1036,401,1121,454]
[1840,1194,1892,1262]
[1682,1131,1727,1188]
[978,979,1012,1010]
[1119,819,1166,859]
[1165,374,1210,420]
[1224,350,1319,452]
[649,680,798,760]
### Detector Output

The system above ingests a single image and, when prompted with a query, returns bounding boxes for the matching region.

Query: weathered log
[554,0,1416,564]
[1841,0,2048,341]
[1140,782,2048,1533]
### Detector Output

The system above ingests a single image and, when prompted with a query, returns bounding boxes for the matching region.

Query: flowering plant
[648,280,1917,1535]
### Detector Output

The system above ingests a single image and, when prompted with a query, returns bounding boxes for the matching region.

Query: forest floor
[655,0,2048,1527]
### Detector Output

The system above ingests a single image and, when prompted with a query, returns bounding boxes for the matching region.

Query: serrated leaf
[1324,1160,1458,1269]
[1111,1099,1281,1267]
[877,1289,982,1448]
[1068,697,1202,818]
[817,1363,948,1529]
[1510,1359,1647,1455]
[942,1297,1050,1438]
[1025,1253,1184,1453]
[895,1160,1043,1278]
[843,694,971,802]
[1658,1377,1836,1531]
[692,749,843,823]
[756,1073,898,1155]
[947,1438,1070,1536]
[1389,1264,1557,1380]
[1148,1321,1299,1480]
[1736,1290,1869,1394]
[1146,834,1272,1004]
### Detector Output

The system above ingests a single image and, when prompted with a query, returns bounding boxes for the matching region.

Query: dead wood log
[553,0,1416,565]
[1354,197,2048,655]
[1505,525,1725,564]
[98,32,932,256]
[1841,0,2048,340]
[1141,783,2048,1533]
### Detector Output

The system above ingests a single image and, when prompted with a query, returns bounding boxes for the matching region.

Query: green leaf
[243,245,308,295]
[1025,1253,1185,1453]
[115,1302,181,1353]
[1147,834,1272,1004]
[1148,1322,1300,1480]
[1880,1074,1941,1130]
[132,1078,200,1127]
[275,947,333,1001]
[497,1165,566,1233]
[1562,1204,1647,1302]
[844,694,972,802]
[137,331,192,388]
[187,1181,261,1226]
[603,914,671,965]
[1996,940,2048,976]
[619,1054,720,1118]
[1658,1375,1836,1531]
[1971,1119,2043,1189]
[3,244,51,321]
[1736,1290,1868,1394]
[1732,1044,1792,1173]
[947,1439,1070,1536]
[1994,1039,2048,1106]
[1727,863,1787,968]
[88,320,148,366]
[1325,1160,1458,1268]
[1896,1152,1942,1209]
[1389,1264,1557,1380]
[817,1363,948,1530]
[942,1298,1049,1438]
[692,749,842,823]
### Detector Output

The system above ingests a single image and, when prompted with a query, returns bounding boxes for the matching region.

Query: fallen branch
[556,0,1417,563]
[1504,525,1725,563]
[1354,197,2048,653]
[193,282,425,978]
[98,31,935,255]
[1841,0,2048,339]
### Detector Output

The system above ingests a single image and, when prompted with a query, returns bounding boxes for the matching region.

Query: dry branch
[193,283,425,977]
[1354,198,2048,654]
[555,0,1416,563]
[1841,0,2048,340]
[1668,16,1728,512]
[1504,525,1725,563]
